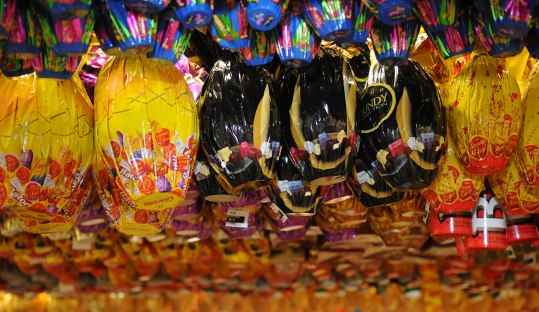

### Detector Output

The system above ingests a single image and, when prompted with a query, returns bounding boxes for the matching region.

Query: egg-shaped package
[95,55,199,214]
[199,53,280,194]
[0,73,93,234]
[445,55,523,176]
[516,65,539,188]
[281,50,358,187]
[358,59,446,190]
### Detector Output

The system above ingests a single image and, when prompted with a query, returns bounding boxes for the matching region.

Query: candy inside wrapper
[0,73,93,234]
[303,0,353,41]
[369,18,420,63]
[240,30,276,66]
[210,1,249,50]
[95,56,198,216]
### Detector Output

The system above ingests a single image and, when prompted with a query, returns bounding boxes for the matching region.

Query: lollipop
[369,17,420,63]
[476,0,533,39]
[125,0,171,14]
[275,2,320,67]
[199,54,280,193]
[151,9,192,64]
[210,1,249,50]
[358,60,446,190]
[240,30,276,66]
[362,0,414,26]
[304,0,354,41]
[445,55,523,176]
[475,11,524,57]
[343,0,374,46]
[0,73,93,234]
[175,0,213,29]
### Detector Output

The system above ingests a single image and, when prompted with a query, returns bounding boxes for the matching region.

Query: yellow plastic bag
[0,73,93,233]
[94,55,198,235]
[516,64,539,188]
[445,54,523,176]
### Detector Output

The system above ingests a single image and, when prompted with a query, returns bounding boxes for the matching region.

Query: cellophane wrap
[94,55,198,234]
[445,55,523,176]
[516,64,539,191]
[0,73,93,234]
[358,60,446,190]
[281,51,358,187]
[199,54,280,194]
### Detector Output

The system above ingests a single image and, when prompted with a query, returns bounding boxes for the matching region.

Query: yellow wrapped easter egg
[95,55,198,236]
[445,54,523,176]
[516,64,539,188]
[0,73,93,234]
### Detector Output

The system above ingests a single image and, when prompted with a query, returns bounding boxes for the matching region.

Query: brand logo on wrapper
[360,83,396,134]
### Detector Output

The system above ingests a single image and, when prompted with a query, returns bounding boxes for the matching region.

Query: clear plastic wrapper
[175,0,214,29]
[369,18,420,64]
[445,55,523,176]
[95,55,198,233]
[304,0,353,41]
[275,1,319,67]
[240,30,276,66]
[210,0,249,50]
[199,53,280,193]
[358,59,446,190]
[0,73,93,234]
[246,0,287,31]
[362,0,413,26]
[280,50,358,186]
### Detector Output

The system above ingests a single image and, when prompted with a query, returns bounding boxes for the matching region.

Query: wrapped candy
[516,65,539,191]
[490,160,539,244]
[304,0,353,41]
[100,0,158,52]
[465,193,508,251]
[358,60,446,190]
[246,0,287,31]
[35,0,92,19]
[315,196,368,240]
[275,2,320,67]
[421,135,482,241]
[150,9,192,64]
[475,0,533,39]
[367,194,429,249]
[0,73,93,234]
[280,51,358,186]
[343,0,373,46]
[240,30,276,66]
[125,0,170,14]
[423,7,475,59]
[199,54,280,194]
[76,188,109,234]
[445,55,523,176]
[362,0,414,26]
[215,197,263,239]
[32,49,80,79]
[210,1,249,50]
[120,237,161,281]
[175,0,214,29]
[94,56,198,233]
[369,18,420,63]
[475,12,524,57]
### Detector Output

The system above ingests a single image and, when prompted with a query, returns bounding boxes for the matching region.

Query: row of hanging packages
[1,0,539,276]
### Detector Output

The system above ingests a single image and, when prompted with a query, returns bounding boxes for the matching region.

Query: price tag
[225,209,249,229]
